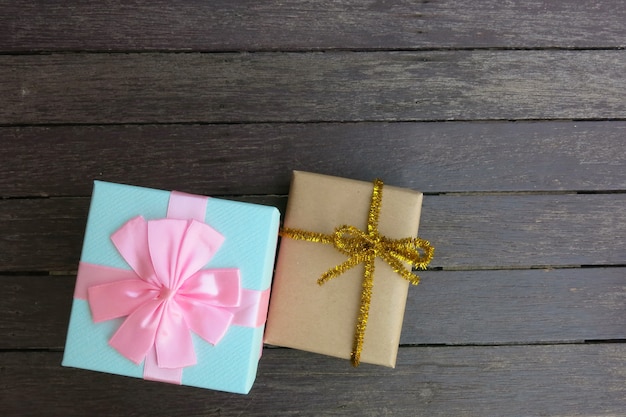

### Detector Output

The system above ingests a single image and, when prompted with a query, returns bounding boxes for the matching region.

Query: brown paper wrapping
[265,171,423,367]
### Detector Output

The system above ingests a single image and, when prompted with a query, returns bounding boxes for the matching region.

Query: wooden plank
[405,268,626,345]
[2,268,624,349]
[2,51,625,124]
[1,194,625,271]
[0,198,91,272]
[1,0,624,52]
[2,121,626,198]
[1,345,624,416]
[422,193,626,269]
[0,275,73,349]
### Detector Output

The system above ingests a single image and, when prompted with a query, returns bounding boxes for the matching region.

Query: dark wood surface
[2,0,625,51]
[1,1,624,416]
[2,122,626,197]
[3,51,625,124]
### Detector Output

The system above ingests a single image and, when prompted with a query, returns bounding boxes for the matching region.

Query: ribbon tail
[143,346,183,384]
[154,301,197,369]
[318,255,364,285]
[108,299,164,364]
[351,253,376,367]
[379,252,421,285]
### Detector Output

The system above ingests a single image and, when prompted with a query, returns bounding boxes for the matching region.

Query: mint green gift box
[62,181,280,394]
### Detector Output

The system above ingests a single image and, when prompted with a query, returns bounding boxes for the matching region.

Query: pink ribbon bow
[74,191,270,384]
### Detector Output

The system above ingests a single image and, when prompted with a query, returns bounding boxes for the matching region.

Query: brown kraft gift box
[265,171,426,367]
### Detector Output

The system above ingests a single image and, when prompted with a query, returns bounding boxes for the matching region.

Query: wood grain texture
[421,193,626,269]
[2,121,626,198]
[1,0,624,52]
[2,51,625,124]
[2,1,624,414]
[1,194,625,271]
[1,345,624,416]
[2,268,624,349]
[0,275,73,349]
[0,198,90,272]
[405,268,626,345]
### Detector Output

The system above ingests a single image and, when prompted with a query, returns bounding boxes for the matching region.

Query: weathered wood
[2,51,625,124]
[405,268,626,345]
[2,1,624,415]
[1,345,624,416]
[0,275,73,349]
[2,268,624,349]
[0,198,91,272]
[422,193,626,269]
[2,121,626,198]
[1,194,625,271]
[1,0,624,52]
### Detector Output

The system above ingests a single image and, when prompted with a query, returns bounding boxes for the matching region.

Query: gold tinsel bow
[280,179,434,367]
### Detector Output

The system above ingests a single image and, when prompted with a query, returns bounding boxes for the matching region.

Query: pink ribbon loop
[75,192,270,384]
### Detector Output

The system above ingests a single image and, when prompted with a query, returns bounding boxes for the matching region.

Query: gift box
[265,171,433,367]
[62,181,280,394]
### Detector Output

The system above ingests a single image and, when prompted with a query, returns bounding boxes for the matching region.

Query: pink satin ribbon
[74,191,270,384]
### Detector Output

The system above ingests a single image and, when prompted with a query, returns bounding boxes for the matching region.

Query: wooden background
[1,1,625,415]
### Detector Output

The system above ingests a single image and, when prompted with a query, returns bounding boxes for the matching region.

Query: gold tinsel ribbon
[280,179,434,367]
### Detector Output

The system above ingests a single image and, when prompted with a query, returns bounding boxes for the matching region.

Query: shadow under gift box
[264,171,425,367]
[62,181,280,394]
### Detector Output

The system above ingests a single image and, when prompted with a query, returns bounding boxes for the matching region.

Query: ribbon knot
[334,225,378,251]
[158,286,176,302]
[280,179,434,366]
